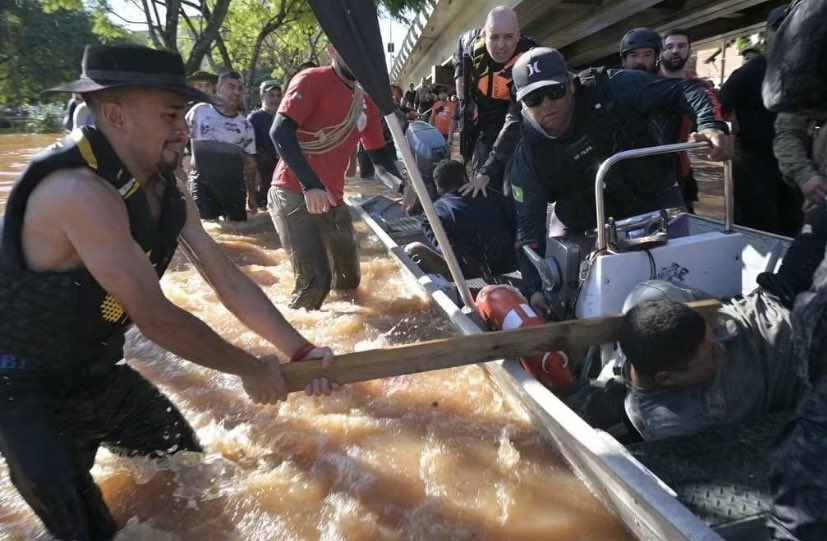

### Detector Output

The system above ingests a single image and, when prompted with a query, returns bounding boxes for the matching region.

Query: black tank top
[0,127,187,372]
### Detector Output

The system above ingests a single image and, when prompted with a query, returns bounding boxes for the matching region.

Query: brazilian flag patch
[512,185,524,203]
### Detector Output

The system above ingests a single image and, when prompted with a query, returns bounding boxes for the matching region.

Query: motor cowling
[475,285,574,394]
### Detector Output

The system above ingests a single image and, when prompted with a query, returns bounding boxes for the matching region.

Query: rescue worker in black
[508,48,732,315]
[0,45,338,541]
[619,27,662,74]
[452,5,535,197]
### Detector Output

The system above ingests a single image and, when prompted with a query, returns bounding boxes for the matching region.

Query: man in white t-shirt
[186,71,260,221]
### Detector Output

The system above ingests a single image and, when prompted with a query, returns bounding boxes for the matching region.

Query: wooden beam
[281,299,720,393]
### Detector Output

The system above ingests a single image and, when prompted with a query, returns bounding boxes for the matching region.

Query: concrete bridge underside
[391,0,787,86]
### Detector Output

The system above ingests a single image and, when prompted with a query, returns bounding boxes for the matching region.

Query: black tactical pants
[0,363,201,541]
[268,186,361,310]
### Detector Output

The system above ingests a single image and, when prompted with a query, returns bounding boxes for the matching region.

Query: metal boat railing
[594,141,734,250]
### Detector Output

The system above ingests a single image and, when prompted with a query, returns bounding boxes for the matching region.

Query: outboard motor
[405,120,448,200]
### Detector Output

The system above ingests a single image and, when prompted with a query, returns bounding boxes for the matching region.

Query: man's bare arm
[242,153,260,211]
[178,190,315,359]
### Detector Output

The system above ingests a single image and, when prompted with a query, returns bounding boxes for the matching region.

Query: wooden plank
[282,299,719,393]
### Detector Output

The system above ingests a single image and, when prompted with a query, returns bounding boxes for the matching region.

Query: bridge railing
[390,0,439,83]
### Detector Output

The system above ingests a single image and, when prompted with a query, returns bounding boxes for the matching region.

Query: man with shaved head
[453,5,536,197]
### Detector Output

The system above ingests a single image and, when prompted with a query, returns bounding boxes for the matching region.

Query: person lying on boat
[404,159,517,280]
[507,47,732,317]
[618,280,805,442]
[0,45,338,541]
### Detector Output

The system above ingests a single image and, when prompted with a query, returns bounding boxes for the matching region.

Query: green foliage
[37,0,84,12]
[734,34,765,55]
[380,0,432,22]
[0,0,101,105]
[24,105,64,134]
[90,8,145,44]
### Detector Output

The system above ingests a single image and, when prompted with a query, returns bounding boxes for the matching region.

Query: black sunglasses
[522,84,567,107]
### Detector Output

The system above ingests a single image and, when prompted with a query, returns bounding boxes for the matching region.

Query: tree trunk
[185,0,231,74]
[139,0,163,49]
[162,0,181,51]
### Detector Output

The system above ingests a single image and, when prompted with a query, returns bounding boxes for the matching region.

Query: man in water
[248,80,283,209]
[453,5,536,197]
[0,44,336,540]
[269,45,407,310]
[187,71,260,221]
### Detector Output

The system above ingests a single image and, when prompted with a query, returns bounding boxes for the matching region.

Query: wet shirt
[186,103,255,186]
[625,290,805,441]
[422,191,517,278]
[272,66,385,203]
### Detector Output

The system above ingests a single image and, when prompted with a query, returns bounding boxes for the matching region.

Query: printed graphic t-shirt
[186,103,256,186]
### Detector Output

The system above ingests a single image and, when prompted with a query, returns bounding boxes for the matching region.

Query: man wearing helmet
[619,27,662,74]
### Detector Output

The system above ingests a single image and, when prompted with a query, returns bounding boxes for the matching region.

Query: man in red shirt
[269,46,406,310]
[430,87,456,142]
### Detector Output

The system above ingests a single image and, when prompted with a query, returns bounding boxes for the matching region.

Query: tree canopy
[8,0,429,105]
[0,0,103,105]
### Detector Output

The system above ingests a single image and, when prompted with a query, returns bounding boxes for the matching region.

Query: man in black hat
[0,44,337,540]
[248,80,283,209]
[719,5,802,237]
[508,47,731,316]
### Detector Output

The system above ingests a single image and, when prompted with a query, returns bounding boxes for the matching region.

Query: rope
[297,85,365,155]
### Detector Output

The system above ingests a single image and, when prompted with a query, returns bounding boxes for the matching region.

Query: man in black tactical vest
[452,5,535,197]
[507,48,733,316]
[0,45,338,540]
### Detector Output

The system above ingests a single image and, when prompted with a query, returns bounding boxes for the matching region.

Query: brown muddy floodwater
[0,134,633,540]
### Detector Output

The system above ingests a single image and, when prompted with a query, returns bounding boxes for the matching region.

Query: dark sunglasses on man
[522,83,567,107]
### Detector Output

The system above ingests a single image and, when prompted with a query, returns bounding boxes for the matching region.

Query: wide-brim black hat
[45,44,220,105]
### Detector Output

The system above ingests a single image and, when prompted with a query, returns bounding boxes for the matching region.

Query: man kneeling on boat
[507,47,732,316]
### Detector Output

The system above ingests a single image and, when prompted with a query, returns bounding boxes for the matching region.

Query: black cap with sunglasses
[513,47,571,104]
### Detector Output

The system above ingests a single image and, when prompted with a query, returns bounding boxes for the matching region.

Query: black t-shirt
[247,108,279,181]
[719,56,777,153]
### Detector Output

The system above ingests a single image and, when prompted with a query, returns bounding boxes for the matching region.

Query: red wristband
[290,342,316,363]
